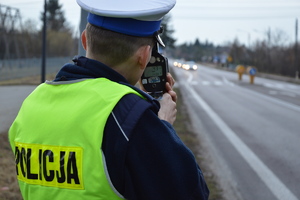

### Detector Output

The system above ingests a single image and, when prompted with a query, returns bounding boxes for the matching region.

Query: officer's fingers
[165,82,172,92]
[165,82,177,102]
[169,90,177,103]
[166,73,175,87]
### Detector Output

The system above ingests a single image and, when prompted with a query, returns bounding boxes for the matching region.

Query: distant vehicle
[182,61,198,70]
[173,60,184,68]
[173,61,179,67]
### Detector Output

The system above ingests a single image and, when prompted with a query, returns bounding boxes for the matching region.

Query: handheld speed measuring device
[141,44,169,99]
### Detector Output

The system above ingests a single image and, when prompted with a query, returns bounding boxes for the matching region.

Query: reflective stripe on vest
[9,78,144,200]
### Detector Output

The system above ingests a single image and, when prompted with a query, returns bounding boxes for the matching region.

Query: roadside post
[235,65,245,80]
[247,66,257,84]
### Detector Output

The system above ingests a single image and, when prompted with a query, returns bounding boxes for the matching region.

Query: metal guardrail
[0,57,73,81]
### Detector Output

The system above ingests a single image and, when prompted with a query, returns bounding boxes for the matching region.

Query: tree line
[166,26,300,78]
[0,0,77,60]
[1,0,299,78]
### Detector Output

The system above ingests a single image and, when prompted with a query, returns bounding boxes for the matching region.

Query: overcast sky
[2,0,300,46]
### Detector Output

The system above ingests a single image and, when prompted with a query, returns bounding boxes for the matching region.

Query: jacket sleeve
[123,108,209,200]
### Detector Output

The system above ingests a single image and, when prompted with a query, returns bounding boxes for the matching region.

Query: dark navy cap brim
[88,13,161,37]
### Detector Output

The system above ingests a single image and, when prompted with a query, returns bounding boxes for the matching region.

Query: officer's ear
[81,30,87,51]
[137,45,151,70]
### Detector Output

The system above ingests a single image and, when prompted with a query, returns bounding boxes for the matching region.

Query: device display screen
[143,66,163,77]
[148,77,161,83]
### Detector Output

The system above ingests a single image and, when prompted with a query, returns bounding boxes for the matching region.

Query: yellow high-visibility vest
[9,78,144,200]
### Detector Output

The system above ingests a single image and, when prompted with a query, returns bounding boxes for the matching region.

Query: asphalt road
[172,64,300,200]
[1,66,299,200]
[0,85,37,133]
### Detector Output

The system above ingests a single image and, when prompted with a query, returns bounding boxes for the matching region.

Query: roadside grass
[0,74,223,200]
[0,73,56,86]
[173,88,223,200]
[0,133,22,200]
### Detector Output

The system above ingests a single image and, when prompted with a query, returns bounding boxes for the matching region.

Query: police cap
[76,0,176,47]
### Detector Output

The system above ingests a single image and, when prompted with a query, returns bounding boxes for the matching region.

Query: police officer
[9,0,209,199]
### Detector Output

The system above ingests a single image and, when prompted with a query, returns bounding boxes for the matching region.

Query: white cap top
[77,0,176,21]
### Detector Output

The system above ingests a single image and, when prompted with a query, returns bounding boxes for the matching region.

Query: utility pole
[267,27,271,70]
[41,0,47,83]
[0,4,24,66]
[296,18,299,79]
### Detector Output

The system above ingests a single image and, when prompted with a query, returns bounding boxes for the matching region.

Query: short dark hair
[85,23,155,66]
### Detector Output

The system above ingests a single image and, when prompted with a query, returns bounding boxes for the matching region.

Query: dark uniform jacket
[53,56,209,200]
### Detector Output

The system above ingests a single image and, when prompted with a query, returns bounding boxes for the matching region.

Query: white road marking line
[202,81,211,85]
[263,83,299,95]
[240,85,300,112]
[223,76,235,86]
[187,72,193,83]
[287,85,298,89]
[182,84,299,200]
[214,81,223,86]
[280,91,297,98]
[263,83,276,88]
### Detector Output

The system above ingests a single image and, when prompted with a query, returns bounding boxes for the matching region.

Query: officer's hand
[166,73,175,88]
[158,92,177,125]
[165,73,177,103]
